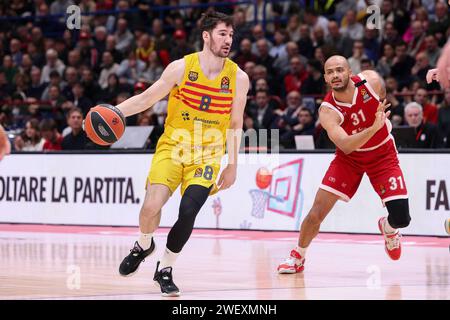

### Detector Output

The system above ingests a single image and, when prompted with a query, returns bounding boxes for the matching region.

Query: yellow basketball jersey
[163,52,237,149]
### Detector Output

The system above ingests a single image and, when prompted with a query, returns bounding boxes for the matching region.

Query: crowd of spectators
[0,0,449,151]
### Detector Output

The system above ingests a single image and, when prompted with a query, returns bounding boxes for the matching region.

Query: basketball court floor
[0,224,448,300]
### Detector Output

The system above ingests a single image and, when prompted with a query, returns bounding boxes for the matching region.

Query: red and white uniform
[320,73,408,204]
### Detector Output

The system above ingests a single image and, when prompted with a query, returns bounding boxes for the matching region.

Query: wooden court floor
[0,224,448,300]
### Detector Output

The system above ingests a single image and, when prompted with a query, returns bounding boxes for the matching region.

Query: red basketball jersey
[321,73,392,152]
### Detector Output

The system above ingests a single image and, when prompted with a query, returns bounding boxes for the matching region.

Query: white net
[249,189,269,219]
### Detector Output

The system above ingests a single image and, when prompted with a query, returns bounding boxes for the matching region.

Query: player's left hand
[217,164,237,191]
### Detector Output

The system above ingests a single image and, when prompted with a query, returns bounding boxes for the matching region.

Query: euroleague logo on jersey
[361,88,372,103]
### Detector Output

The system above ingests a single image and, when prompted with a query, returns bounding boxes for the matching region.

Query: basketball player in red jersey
[278,55,410,274]
[0,125,11,161]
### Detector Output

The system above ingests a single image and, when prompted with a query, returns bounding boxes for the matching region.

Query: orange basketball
[256,167,272,189]
[83,104,126,146]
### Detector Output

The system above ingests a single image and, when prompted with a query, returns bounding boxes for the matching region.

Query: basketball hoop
[249,189,269,219]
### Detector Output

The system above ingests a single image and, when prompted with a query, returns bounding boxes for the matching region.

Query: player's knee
[386,199,411,228]
[307,208,326,226]
[140,201,162,218]
[178,199,198,223]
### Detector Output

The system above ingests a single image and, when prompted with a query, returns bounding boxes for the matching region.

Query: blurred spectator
[362,27,380,63]
[19,54,33,76]
[136,109,164,149]
[413,87,438,124]
[170,29,194,61]
[50,0,74,16]
[348,40,368,75]
[79,0,96,27]
[424,35,441,68]
[71,83,93,116]
[304,8,329,38]
[76,31,99,69]
[251,24,273,56]
[2,55,18,85]
[13,119,45,151]
[411,52,440,91]
[231,8,252,52]
[93,26,108,58]
[406,20,427,58]
[379,21,401,51]
[67,49,82,69]
[325,20,353,58]
[98,73,125,105]
[26,66,46,99]
[360,58,375,71]
[9,38,23,67]
[117,50,146,86]
[61,67,79,101]
[13,73,28,100]
[152,18,171,52]
[0,70,13,100]
[302,59,325,95]
[404,102,438,148]
[27,42,45,68]
[234,38,258,70]
[41,49,66,84]
[283,56,309,95]
[141,51,164,85]
[80,68,101,104]
[136,33,155,64]
[428,1,449,46]
[61,108,89,150]
[271,90,303,137]
[40,118,63,151]
[255,39,276,76]
[269,30,289,63]
[391,42,415,89]
[286,15,301,43]
[340,9,364,41]
[297,24,314,59]
[274,41,306,76]
[105,35,124,63]
[376,43,395,78]
[98,51,119,89]
[114,18,134,54]
[246,89,277,130]
[312,26,326,50]
[280,107,316,149]
[438,88,450,148]
[41,70,65,101]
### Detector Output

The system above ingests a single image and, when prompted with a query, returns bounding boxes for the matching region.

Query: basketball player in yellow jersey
[114,12,249,296]
[0,125,11,161]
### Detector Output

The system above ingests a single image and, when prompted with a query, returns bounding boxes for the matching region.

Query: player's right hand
[372,99,391,132]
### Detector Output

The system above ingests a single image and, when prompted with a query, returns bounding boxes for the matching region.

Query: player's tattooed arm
[117,59,185,117]
[319,100,391,155]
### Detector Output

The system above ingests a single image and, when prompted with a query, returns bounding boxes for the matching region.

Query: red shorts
[320,138,408,204]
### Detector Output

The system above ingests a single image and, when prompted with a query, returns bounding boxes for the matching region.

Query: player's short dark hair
[199,11,234,34]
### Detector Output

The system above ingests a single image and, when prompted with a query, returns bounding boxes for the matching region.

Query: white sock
[384,219,397,234]
[159,247,179,270]
[295,246,307,258]
[138,232,153,250]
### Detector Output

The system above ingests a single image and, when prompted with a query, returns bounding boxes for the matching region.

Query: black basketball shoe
[119,240,155,276]
[153,261,180,297]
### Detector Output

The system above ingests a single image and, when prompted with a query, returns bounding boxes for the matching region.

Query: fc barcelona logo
[220,76,230,90]
[188,71,198,81]
[194,167,203,178]
[361,88,372,103]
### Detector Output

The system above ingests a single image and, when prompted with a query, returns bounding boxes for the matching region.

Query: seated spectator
[340,9,364,41]
[437,88,450,148]
[424,34,441,68]
[41,70,65,101]
[98,51,119,89]
[141,51,164,85]
[271,90,303,135]
[404,102,438,148]
[40,118,63,151]
[246,89,277,130]
[117,50,147,86]
[348,40,368,75]
[26,66,46,99]
[40,49,65,84]
[61,108,89,150]
[325,20,353,58]
[70,83,93,116]
[297,24,314,59]
[302,59,325,95]
[13,119,45,151]
[233,38,258,70]
[61,67,79,101]
[391,42,415,90]
[280,107,316,149]
[80,68,102,104]
[77,31,99,69]
[283,56,309,95]
[255,39,276,76]
[386,90,405,126]
[114,18,134,54]
[269,30,288,63]
[413,87,438,124]
[405,20,427,58]
[376,43,395,78]
[170,29,194,61]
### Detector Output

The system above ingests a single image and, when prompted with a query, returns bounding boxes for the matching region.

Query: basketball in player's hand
[83,104,126,146]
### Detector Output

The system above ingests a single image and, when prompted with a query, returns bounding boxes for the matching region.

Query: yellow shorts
[147,134,222,196]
